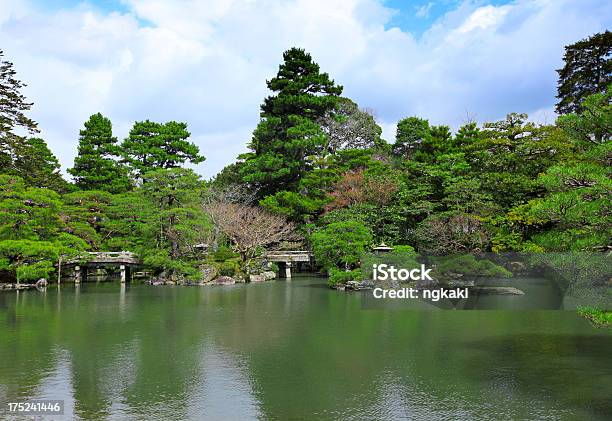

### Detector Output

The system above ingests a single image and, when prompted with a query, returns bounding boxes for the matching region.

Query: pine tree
[239,48,343,196]
[392,116,430,156]
[556,31,612,115]
[69,113,132,193]
[0,50,39,174]
[12,138,70,192]
[121,120,204,180]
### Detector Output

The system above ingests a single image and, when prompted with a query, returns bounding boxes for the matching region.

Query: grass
[577,306,612,328]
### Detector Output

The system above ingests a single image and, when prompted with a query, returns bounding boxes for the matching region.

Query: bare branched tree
[203,201,300,264]
[201,184,258,250]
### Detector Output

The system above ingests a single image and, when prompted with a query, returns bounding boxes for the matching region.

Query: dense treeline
[0,31,610,285]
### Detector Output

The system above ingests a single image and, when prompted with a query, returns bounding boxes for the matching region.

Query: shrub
[328,268,362,286]
[211,246,239,262]
[219,260,240,277]
[577,306,612,328]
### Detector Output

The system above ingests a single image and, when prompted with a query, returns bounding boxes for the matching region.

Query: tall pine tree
[239,48,342,196]
[69,113,132,193]
[556,31,612,114]
[121,120,204,180]
[0,50,39,174]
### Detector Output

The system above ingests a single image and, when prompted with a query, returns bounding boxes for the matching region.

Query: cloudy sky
[1,0,610,178]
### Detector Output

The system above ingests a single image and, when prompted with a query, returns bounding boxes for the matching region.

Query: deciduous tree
[203,201,298,265]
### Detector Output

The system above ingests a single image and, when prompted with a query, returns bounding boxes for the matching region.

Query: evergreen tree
[69,113,131,193]
[556,31,612,114]
[0,50,38,136]
[121,120,204,179]
[0,50,39,174]
[392,116,430,157]
[12,137,70,192]
[239,48,343,196]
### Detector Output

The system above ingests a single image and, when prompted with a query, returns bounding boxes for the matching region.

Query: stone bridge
[62,252,141,283]
[61,250,312,283]
[264,251,312,278]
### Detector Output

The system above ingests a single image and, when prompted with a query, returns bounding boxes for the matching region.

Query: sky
[0,0,610,179]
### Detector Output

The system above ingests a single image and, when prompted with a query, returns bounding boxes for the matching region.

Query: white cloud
[416,2,435,19]
[454,4,511,34]
[0,0,610,178]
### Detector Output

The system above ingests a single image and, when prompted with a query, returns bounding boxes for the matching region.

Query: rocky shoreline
[145,269,278,286]
[0,279,49,290]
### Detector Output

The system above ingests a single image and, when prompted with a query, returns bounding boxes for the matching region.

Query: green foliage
[432,255,512,279]
[327,268,361,286]
[69,113,131,193]
[526,117,611,251]
[11,137,70,192]
[1,38,611,285]
[390,245,416,254]
[393,116,430,157]
[556,31,611,114]
[240,48,342,197]
[0,175,88,282]
[311,220,372,270]
[557,85,612,145]
[136,168,211,278]
[121,120,205,180]
[218,260,241,277]
[260,190,328,223]
[577,306,612,328]
[210,246,240,262]
[0,51,72,195]
[0,175,64,241]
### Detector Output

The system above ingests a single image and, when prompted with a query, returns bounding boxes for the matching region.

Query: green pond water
[0,276,610,420]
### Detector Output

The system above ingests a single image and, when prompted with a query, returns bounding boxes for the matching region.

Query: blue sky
[384,0,510,34]
[1,0,610,178]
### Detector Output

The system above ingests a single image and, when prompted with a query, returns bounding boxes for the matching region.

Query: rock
[249,274,265,283]
[235,276,246,283]
[214,276,236,285]
[36,278,48,287]
[508,261,527,272]
[446,279,475,288]
[165,281,176,286]
[151,281,164,286]
[199,265,218,284]
[263,271,277,280]
[447,272,464,279]
[345,280,374,291]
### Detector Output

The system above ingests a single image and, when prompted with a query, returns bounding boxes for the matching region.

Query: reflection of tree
[0,292,61,399]
[1,281,610,420]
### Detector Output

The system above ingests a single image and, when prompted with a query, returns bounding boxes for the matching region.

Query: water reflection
[0,278,610,420]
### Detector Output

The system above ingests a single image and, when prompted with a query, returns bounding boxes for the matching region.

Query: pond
[0,276,610,420]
